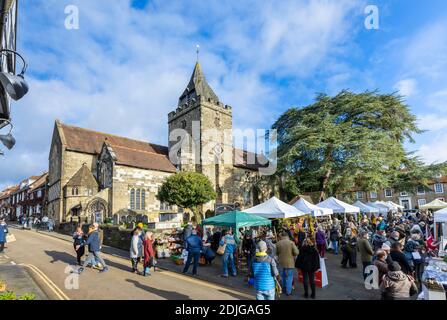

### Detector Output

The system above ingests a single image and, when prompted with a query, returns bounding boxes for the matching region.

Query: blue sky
[1,0,447,189]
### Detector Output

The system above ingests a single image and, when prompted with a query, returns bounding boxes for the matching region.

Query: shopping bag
[216,243,226,255]
[411,251,421,260]
[327,240,333,250]
[275,278,282,297]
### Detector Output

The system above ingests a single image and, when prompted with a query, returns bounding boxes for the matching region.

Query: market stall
[386,201,404,212]
[420,199,447,211]
[365,201,389,215]
[317,197,360,221]
[376,200,396,212]
[202,210,272,239]
[243,196,306,219]
[153,227,183,259]
[421,258,447,300]
[352,200,379,217]
[202,210,272,273]
[292,198,333,217]
[434,207,447,255]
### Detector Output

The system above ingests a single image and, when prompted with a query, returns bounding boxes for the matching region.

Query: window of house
[434,183,444,194]
[417,185,425,195]
[400,191,408,197]
[370,191,377,199]
[356,191,364,199]
[141,190,145,210]
[130,188,135,210]
[417,199,426,207]
[384,188,393,198]
[136,189,141,210]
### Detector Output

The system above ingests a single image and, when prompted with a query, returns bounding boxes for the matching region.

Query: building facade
[1,172,48,220]
[340,175,447,210]
[46,62,266,225]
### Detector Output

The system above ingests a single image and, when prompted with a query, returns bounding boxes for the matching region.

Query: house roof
[0,185,19,200]
[107,143,177,173]
[28,172,48,192]
[58,122,177,173]
[178,62,219,105]
[66,164,98,187]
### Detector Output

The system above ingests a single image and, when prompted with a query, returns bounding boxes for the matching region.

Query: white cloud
[416,133,447,164]
[418,114,447,131]
[0,0,366,186]
[394,79,417,98]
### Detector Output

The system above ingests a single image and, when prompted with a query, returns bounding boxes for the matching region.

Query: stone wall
[111,165,174,222]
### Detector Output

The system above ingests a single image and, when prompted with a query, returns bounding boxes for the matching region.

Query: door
[399,198,412,211]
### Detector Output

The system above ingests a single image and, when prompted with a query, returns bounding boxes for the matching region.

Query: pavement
[0,250,48,300]
[6,224,381,300]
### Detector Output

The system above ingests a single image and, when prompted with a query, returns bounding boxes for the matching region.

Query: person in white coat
[130,228,143,274]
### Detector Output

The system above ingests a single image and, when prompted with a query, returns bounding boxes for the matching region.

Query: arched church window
[181,120,187,129]
[141,190,146,210]
[136,189,141,210]
[130,188,135,210]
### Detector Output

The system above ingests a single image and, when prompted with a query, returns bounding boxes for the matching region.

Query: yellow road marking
[19,263,70,300]
[25,229,254,299]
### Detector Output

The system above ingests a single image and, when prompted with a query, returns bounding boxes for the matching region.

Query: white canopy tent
[243,196,306,219]
[434,207,447,251]
[365,202,389,215]
[317,197,360,214]
[386,201,404,211]
[420,199,447,210]
[292,198,333,217]
[352,201,379,215]
[376,201,396,211]
[434,207,447,223]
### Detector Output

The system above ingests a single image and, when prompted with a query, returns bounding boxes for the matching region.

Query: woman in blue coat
[0,218,8,253]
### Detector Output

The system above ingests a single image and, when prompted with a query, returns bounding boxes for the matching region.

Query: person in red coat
[143,232,156,276]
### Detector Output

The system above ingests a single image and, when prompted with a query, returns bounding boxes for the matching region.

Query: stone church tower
[168,62,235,211]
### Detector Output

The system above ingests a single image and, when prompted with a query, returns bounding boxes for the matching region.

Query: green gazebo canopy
[202,211,271,242]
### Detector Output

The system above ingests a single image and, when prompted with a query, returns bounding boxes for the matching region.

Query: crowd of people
[323,210,443,300]
[65,209,444,300]
[177,209,444,300]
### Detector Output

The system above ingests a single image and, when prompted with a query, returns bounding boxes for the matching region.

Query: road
[3,228,253,300]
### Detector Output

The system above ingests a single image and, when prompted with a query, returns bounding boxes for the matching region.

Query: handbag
[148,257,157,267]
[217,243,226,255]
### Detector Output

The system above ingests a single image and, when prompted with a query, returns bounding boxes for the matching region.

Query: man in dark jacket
[183,229,203,276]
[358,231,374,279]
[249,240,279,300]
[78,223,109,274]
[340,228,357,268]
[390,242,412,275]
[242,231,257,275]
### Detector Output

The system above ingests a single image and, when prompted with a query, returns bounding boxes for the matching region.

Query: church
[46,61,267,226]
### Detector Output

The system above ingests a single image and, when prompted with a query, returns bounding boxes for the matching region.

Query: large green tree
[157,172,216,223]
[272,90,446,201]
